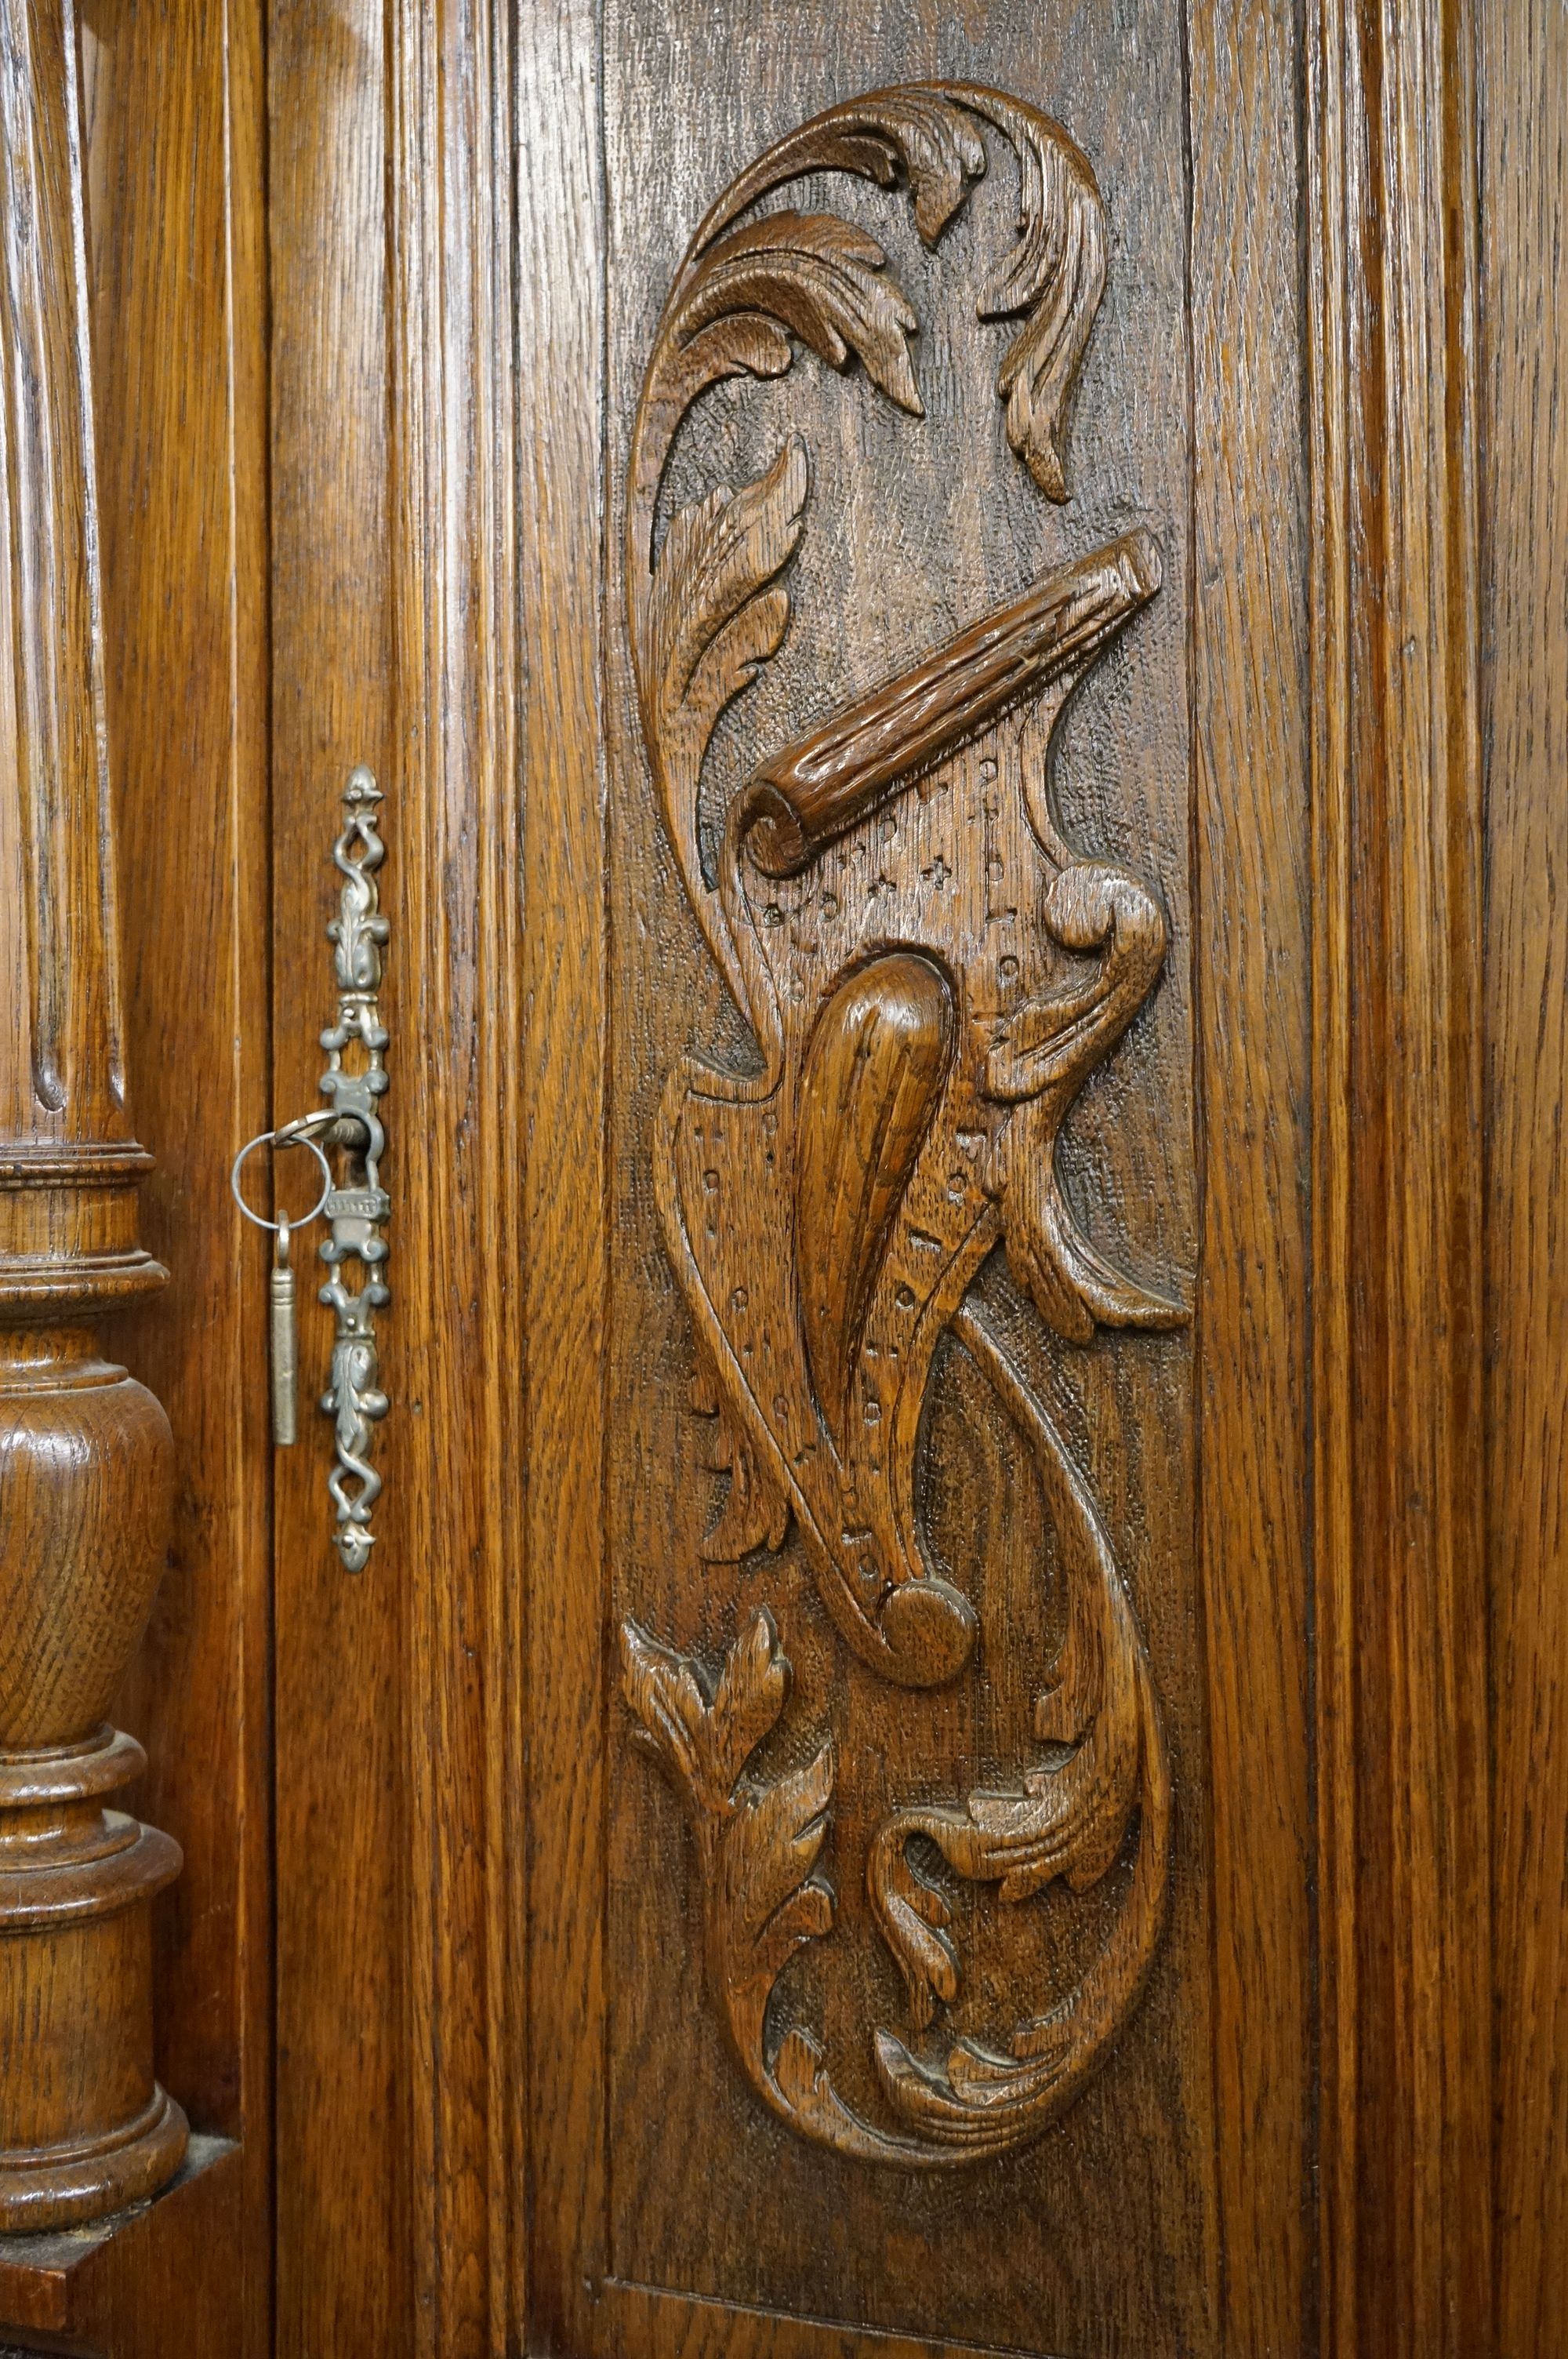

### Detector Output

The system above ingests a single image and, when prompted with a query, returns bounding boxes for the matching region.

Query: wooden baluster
[0,0,187,2229]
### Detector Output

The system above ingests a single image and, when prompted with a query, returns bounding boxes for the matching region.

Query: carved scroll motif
[622,83,1189,2168]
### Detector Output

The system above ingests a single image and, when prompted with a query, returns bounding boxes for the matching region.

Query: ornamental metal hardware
[310,764,390,1570]
[310,759,384,1566]
[231,767,389,1564]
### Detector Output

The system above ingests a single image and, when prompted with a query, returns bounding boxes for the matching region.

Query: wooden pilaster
[0,0,186,2230]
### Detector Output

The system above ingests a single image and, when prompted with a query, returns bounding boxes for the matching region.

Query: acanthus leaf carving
[982,857,1189,1343]
[641,435,808,990]
[621,1610,944,2167]
[866,1299,1169,2147]
[960,87,1106,500]
[622,80,1187,2172]
[627,82,1115,1022]
[622,1298,1170,2168]
[674,213,924,415]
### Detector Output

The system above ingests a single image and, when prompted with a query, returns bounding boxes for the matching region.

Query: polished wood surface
[1308,8,1491,2350]
[521,7,1308,2354]
[267,7,408,2352]
[1480,0,1568,2348]
[80,0,274,2344]
[0,0,185,2239]
[1187,4,1314,2342]
[268,2,521,2352]
[0,2134,238,2355]
[516,8,610,2352]
[0,0,272,2339]
[0,2,1555,2352]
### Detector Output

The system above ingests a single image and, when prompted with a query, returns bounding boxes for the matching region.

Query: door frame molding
[1307,3,1490,2351]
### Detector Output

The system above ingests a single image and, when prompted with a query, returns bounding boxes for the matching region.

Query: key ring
[230,1126,333,1234]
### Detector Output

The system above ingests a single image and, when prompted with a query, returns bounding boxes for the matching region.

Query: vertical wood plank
[268,5,524,2350]
[84,0,273,2345]
[267,5,408,2351]
[1187,3,1314,2350]
[389,0,521,2348]
[1479,1,1568,2348]
[516,2,608,2352]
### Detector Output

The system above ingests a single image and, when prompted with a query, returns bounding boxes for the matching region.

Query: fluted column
[0,0,186,2228]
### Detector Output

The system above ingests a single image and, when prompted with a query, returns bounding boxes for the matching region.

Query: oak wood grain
[266,11,524,2354]
[516,3,610,2352]
[1308,3,1491,2350]
[0,2135,239,2356]
[502,4,1330,2359]
[1479,1,1568,2349]
[1188,3,1314,2349]
[267,5,408,2350]
[81,1,272,2346]
[389,0,522,2345]
[599,13,1213,2348]
[0,0,185,2248]
[28,0,1544,2346]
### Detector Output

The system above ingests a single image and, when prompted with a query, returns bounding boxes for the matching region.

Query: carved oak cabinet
[0,2,1559,2356]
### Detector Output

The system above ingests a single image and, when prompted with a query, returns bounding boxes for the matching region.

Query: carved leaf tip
[691,1341,794,1562]
[709,1605,791,1791]
[680,211,925,416]
[731,1738,836,1965]
[961,95,1108,503]
[649,437,808,716]
[619,1619,720,1812]
[867,1818,960,2029]
[1002,1180,1191,1347]
[653,450,804,769]
[619,1605,796,1823]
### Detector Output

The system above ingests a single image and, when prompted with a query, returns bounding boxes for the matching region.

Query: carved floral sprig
[620,1608,942,2167]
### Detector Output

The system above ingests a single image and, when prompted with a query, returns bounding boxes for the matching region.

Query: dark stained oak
[0,0,1555,2351]
[1479,1,1568,2350]
[528,9,1292,2349]
[1308,7,1491,2350]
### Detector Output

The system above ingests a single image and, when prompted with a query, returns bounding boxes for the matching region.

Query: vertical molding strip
[388,0,521,2349]
[1308,2,1491,2351]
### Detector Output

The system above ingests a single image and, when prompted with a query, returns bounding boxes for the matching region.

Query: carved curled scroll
[622,84,1188,2168]
[621,1308,1170,2168]
[866,1299,1170,2149]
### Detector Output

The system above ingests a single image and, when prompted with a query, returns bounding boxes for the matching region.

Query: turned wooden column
[0,0,186,2228]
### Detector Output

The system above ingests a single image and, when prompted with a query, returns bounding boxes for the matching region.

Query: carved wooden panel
[602,18,1207,2350]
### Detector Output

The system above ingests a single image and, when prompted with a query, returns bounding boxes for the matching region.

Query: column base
[0,1728,187,2234]
[0,2085,188,2234]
